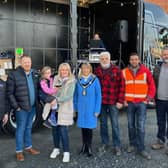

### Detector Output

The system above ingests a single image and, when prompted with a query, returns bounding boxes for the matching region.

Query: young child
[40,66,59,127]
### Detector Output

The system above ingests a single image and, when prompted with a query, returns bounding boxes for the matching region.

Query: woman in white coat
[49,63,76,163]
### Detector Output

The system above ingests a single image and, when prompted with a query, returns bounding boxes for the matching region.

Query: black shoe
[98,144,108,154]
[127,146,136,153]
[87,146,93,157]
[138,150,151,160]
[79,144,87,155]
[114,147,121,156]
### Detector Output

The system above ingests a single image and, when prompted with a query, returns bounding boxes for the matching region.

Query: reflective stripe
[125,93,146,98]
[125,80,147,84]
[125,73,147,84]
[123,68,148,101]
[144,73,147,81]
[122,69,126,78]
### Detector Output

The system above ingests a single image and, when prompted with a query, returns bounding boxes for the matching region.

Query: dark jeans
[156,99,168,143]
[81,128,93,146]
[15,106,35,152]
[100,104,120,148]
[127,102,147,152]
[52,125,69,152]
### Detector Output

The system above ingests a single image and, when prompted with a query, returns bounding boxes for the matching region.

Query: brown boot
[16,152,24,161]
[25,148,40,155]
[151,140,165,150]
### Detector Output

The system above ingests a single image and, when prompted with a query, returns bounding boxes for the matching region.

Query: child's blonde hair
[41,66,51,79]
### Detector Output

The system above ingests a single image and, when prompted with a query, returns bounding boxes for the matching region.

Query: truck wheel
[4,102,43,135]
[0,124,9,135]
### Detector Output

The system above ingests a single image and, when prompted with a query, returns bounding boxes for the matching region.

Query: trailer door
[137,0,144,58]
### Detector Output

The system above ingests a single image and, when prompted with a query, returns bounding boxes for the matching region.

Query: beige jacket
[53,75,76,126]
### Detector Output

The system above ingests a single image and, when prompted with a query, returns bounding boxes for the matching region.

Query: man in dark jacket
[7,55,40,161]
[151,46,168,155]
[90,33,105,49]
[95,51,125,156]
[0,79,9,133]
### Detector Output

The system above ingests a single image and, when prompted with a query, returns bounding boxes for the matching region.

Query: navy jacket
[6,66,39,111]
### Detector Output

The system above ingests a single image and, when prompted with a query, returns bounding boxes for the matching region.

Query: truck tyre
[4,102,43,135]
[0,124,9,135]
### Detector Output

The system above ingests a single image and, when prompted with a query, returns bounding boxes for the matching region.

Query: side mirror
[159,27,168,35]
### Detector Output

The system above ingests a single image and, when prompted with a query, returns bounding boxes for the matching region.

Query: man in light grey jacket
[151,46,168,155]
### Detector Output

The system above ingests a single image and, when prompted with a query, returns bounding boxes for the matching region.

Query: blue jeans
[100,104,121,147]
[156,99,168,143]
[127,102,147,152]
[52,125,69,152]
[15,107,35,153]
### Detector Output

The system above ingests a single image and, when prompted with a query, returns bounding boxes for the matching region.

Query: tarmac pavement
[1,109,168,168]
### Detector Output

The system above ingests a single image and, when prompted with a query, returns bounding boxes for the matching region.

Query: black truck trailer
[1,0,168,134]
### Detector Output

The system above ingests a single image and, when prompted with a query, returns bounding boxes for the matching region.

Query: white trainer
[42,103,51,120]
[50,148,60,159]
[62,152,70,162]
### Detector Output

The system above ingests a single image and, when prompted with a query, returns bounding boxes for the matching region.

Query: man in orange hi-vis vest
[122,53,156,160]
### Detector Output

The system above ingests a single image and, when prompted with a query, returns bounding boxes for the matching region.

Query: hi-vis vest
[122,68,148,102]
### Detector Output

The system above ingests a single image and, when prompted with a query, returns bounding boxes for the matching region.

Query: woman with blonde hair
[74,62,101,157]
[50,63,76,163]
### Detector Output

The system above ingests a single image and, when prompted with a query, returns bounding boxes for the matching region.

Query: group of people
[1,46,168,163]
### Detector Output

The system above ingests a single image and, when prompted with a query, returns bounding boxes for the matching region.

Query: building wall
[145,0,168,13]
[0,0,89,70]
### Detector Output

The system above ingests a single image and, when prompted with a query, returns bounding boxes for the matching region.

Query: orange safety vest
[122,68,148,102]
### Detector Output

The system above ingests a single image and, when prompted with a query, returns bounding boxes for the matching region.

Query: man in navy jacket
[7,55,40,161]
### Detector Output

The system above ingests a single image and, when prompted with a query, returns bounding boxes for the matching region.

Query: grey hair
[99,51,111,59]
[162,46,168,51]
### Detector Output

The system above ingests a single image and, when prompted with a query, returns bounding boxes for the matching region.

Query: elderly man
[123,53,156,160]
[7,55,40,161]
[95,51,125,156]
[151,47,168,154]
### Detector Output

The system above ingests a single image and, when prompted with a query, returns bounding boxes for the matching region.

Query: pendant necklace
[82,88,86,96]
[78,76,96,96]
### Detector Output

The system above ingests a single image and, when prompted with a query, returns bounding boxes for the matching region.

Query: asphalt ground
[1,109,168,168]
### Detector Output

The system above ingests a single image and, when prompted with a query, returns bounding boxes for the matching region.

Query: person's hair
[41,66,51,79]
[20,55,31,60]
[58,62,73,78]
[94,33,100,38]
[99,51,111,59]
[78,62,93,77]
[129,52,140,59]
[162,46,168,51]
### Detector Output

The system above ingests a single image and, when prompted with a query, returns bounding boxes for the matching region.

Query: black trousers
[81,128,93,146]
